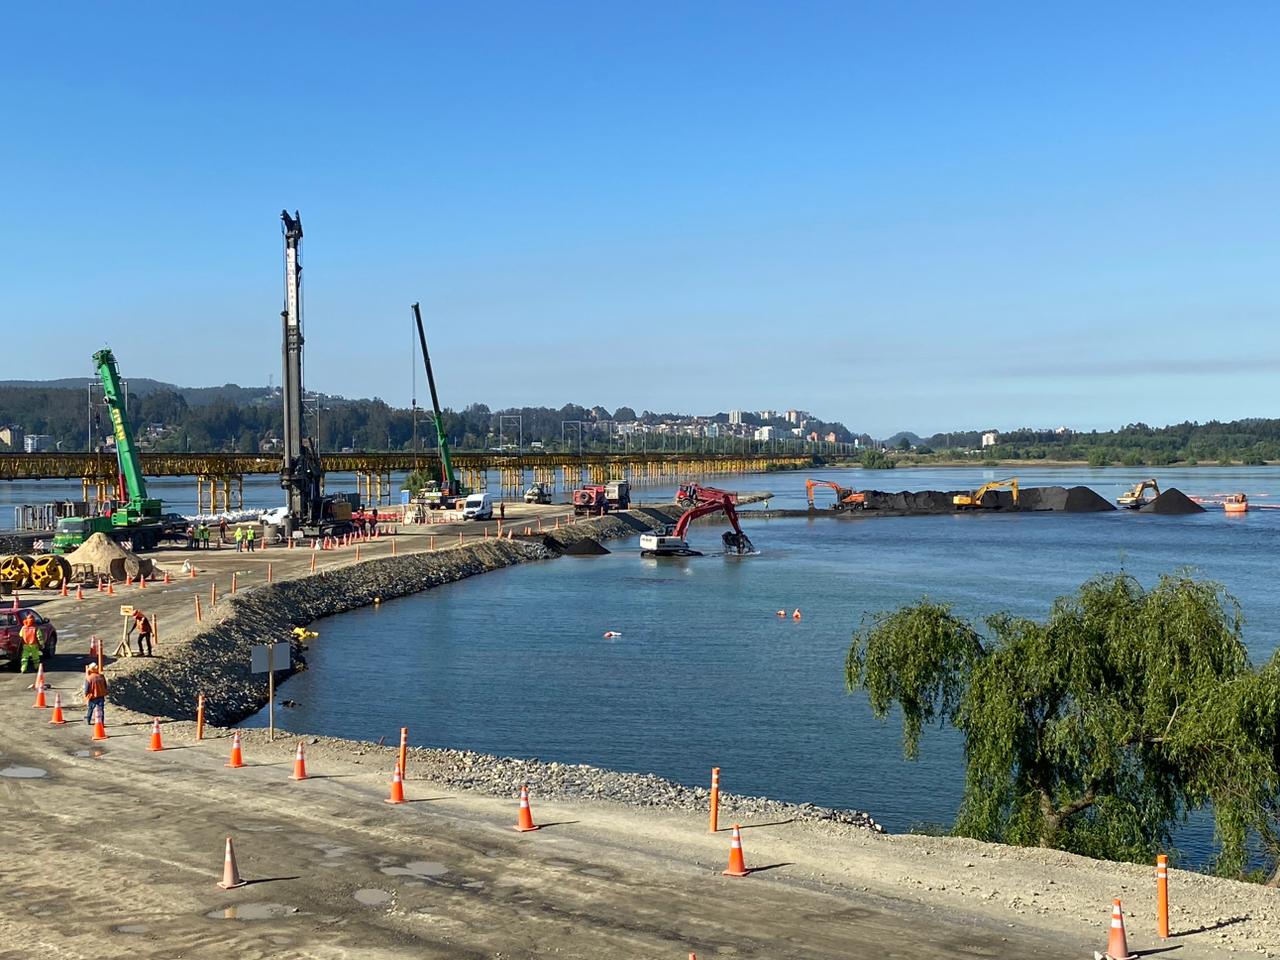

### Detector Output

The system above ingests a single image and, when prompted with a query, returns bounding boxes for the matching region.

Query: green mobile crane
[52,349,165,552]
[412,302,468,508]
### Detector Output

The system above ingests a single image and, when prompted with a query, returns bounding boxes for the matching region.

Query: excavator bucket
[722,531,754,555]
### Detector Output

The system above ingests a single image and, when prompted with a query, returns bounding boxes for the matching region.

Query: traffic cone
[32,664,47,707]
[106,580,115,596]
[92,705,108,741]
[163,571,171,584]
[60,581,68,597]
[722,824,750,877]
[48,693,66,725]
[225,731,244,768]
[138,573,146,589]
[1103,899,1137,959]
[216,837,247,890]
[147,717,164,751]
[514,785,540,832]
[385,766,406,804]
[289,741,308,780]
[190,565,197,578]
[76,584,84,600]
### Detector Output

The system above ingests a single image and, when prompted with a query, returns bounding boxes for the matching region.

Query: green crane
[53,348,165,552]
[412,302,468,508]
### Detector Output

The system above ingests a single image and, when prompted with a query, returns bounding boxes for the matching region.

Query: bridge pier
[196,475,244,515]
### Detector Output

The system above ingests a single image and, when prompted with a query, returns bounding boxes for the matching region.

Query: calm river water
[237,466,1279,857]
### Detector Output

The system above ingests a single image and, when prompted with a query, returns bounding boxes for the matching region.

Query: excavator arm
[672,495,754,554]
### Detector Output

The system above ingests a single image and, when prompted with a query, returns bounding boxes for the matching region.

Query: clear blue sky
[3,3,1277,437]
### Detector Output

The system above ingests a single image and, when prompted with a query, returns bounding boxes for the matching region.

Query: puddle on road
[71,749,107,760]
[354,889,393,906]
[0,766,47,779]
[380,860,447,878]
[578,867,615,879]
[113,924,148,934]
[206,903,298,920]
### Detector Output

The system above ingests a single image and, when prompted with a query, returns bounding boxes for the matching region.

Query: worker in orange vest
[83,664,109,726]
[18,613,42,673]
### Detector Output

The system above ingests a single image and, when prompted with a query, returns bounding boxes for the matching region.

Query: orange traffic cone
[1103,899,1137,959]
[31,665,47,707]
[216,836,247,889]
[92,705,108,740]
[189,565,197,578]
[106,580,115,596]
[147,717,164,752]
[225,731,244,768]
[514,785,540,832]
[289,741,308,781]
[60,581,68,597]
[385,766,406,804]
[138,573,146,589]
[722,824,750,877]
[48,693,67,725]
[163,571,171,584]
[76,584,84,600]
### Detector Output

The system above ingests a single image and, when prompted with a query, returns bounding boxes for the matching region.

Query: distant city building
[785,409,807,424]
[758,410,776,421]
[0,425,24,450]
[981,431,999,447]
[728,409,743,425]
[754,426,777,441]
[1055,426,1071,435]
[806,431,820,442]
[825,431,838,443]
[790,427,804,437]
[23,434,54,453]
[705,423,721,438]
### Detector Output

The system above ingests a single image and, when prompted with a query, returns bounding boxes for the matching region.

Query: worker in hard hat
[83,663,109,726]
[18,613,42,673]
[128,610,154,657]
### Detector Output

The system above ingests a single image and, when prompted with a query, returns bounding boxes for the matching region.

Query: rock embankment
[305,732,883,832]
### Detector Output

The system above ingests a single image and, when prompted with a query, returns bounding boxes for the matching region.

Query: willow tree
[846,573,1280,878]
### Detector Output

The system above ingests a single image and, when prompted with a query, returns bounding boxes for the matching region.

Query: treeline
[0,387,851,454]
[916,420,1280,465]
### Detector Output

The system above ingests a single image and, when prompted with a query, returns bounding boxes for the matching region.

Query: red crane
[676,482,738,509]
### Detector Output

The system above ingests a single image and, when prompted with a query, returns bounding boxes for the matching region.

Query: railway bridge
[1,452,812,512]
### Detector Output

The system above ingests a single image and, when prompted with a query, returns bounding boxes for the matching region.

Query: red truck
[0,607,59,669]
[572,485,610,516]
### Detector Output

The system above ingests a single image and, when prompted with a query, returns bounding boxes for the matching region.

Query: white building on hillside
[981,431,999,447]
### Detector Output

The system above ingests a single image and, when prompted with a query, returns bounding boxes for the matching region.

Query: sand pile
[66,532,155,580]
[860,486,1114,514]
[1064,486,1115,512]
[1140,488,1205,514]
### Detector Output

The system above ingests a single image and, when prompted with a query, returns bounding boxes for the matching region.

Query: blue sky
[3,3,1277,436]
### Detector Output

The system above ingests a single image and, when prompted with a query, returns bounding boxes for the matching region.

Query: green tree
[1086,448,1111,467]
[845,574,1280,877]
[860,449,896,470]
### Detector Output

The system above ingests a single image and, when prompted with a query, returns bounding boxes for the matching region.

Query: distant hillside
[0,377,274,407]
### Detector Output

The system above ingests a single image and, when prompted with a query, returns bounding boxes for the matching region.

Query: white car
[462,492,493,520]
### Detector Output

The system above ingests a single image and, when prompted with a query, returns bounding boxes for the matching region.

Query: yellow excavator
[1117,479,1160,509]
[953,477,1019,510]
[805,479,867,511]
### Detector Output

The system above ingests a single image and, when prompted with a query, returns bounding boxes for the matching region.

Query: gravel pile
[1141,488,1205,514]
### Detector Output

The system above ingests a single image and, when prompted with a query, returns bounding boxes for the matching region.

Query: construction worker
[128,610,153,657]
[246,525,256,552]
[218,517,228,544]
[200,522,211,550]
[234,525,244,552]
[18,613,41,673]
[83,664,108,725]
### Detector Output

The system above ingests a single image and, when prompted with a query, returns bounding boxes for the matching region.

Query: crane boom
[412,302,462,497]
[92,348,157,516]
[278,209,326,529]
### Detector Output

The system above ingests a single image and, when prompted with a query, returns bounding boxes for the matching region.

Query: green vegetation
[914,421,1278,466]
[846,574,1280,880]
[859,449,897,469]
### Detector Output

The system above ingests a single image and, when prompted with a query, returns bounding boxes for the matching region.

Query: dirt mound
[561,537,610,556]
[1064,486,1115,512]
[1140,488,1205,515]
[66,533,154,580]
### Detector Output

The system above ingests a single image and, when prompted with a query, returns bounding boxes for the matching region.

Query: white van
[462,492,493,521]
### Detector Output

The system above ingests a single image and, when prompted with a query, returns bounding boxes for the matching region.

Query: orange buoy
[792,609,802,621]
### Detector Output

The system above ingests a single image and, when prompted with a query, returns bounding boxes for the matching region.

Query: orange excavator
[805,479,867,512]
[643,488,755,557]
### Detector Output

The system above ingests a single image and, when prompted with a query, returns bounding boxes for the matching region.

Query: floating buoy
[373,597,382,605]
[602,631,622,639]
[792,609,802,621]
[776,610,786,617]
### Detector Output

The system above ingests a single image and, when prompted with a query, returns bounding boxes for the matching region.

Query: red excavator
[805,479,867,511]
[643,488,755,557]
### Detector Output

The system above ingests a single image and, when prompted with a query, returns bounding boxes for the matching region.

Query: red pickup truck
[0,607,59,669]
